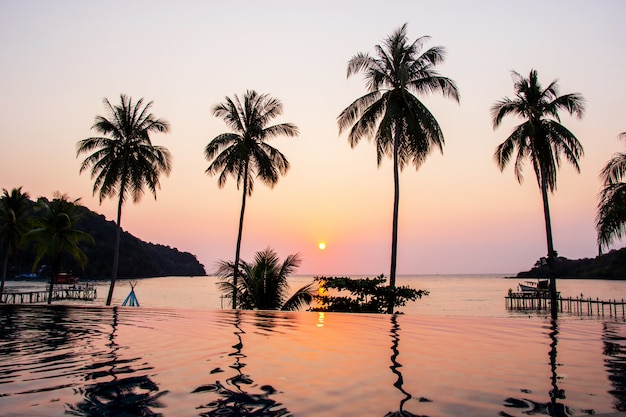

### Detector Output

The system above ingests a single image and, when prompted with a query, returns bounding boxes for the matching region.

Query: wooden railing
[1,283,97,304]
[506,292,626,318]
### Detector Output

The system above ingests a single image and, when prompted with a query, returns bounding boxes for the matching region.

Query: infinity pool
[0,305,623,416]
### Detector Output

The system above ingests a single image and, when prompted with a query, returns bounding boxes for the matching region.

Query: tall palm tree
[491,69,585,318]
[597,132,626,252]
[28,194,94,304]
[77,94,172,306]
[205,90,299,309]
[337,23,459,313]
[215,247,314,311]
[0,187,30,299]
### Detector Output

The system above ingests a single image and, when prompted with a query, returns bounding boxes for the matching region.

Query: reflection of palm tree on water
[385,314,428,417]
[194,310,291,416]
[547,320,567,416]
[602,322,626,411]
[501,319,570,416]
[66,307,167,417]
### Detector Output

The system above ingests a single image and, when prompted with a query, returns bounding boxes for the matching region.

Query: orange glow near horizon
[1,2,624,276]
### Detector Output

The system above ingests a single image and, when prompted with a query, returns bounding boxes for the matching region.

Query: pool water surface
[0,305,624,416]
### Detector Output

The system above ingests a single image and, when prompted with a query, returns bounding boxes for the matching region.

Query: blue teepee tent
[122,281,140,307]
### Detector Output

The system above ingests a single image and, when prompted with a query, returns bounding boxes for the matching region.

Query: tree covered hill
[8,199,206,279]
[517,247,626,279]
[74,206,206,278]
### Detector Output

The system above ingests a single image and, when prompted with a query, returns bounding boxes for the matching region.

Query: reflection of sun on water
[317,312,325,328]
[315,279,327,314]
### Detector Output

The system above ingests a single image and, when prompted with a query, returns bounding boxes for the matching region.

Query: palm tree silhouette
[215,247,314,311]
[77,94,172,306]
[492,69,585,318]
[337,23,459,313]
[205,90,299,309]
[0,187,30,299]
[597,131,626,252]
[28,194,94,304]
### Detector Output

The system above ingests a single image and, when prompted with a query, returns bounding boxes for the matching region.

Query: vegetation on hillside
[518,248,626,279]
[1,193,205,280]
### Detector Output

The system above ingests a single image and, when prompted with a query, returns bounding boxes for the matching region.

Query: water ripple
[0,305,623,416]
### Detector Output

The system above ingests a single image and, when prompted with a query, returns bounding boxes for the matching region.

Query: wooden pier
[506,292,626,318]
[1,282,97,304]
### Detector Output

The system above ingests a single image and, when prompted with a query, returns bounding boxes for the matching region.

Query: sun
[318,242,326,250]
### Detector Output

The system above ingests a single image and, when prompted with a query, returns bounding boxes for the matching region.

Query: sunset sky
[1,1,625,275]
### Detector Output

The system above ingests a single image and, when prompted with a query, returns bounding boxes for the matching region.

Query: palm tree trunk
[232,164,249,309]
[106,194,123,306]
[1,250,9,300]
[47,258,60,305]
[540,173,558,319]
[388,129,401,314]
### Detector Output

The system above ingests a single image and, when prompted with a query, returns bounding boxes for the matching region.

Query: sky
[1,0,625,276]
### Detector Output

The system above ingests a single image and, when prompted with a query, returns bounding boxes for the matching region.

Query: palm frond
[26,196,94,271]
[346,94,388,149]
[601,148,626,185]
[551,93,585,119]
[491,98,523,128]
[0,187,31,258]
[346,52,376,79]
[409,74,460,101]
[262,123,299,139]
[281,282,315,311]
[597,182,626,250]
[544,120,583,170]
[337,91,382,135]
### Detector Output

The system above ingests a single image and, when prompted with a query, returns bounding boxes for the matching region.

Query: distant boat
[518,279,550,295]
[15,266,46,279]
[15,273,39,279]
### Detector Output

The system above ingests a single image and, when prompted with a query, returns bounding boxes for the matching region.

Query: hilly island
[6,197,206,280]
[517,249,626,279]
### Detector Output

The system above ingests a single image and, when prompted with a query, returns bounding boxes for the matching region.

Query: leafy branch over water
[310,275,428,314]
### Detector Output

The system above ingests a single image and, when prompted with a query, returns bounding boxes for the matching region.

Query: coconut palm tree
[0,187,31,299]
[215,247,314,311]
[491,69,585,318]
[597,132,626,252]
[77,94,172,306]
[337,23,459,313]
[28,194,94,304]
[205,90,298,309]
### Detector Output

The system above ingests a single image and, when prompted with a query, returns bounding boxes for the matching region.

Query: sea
[4,274,624,316]
[1,274,625,416]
